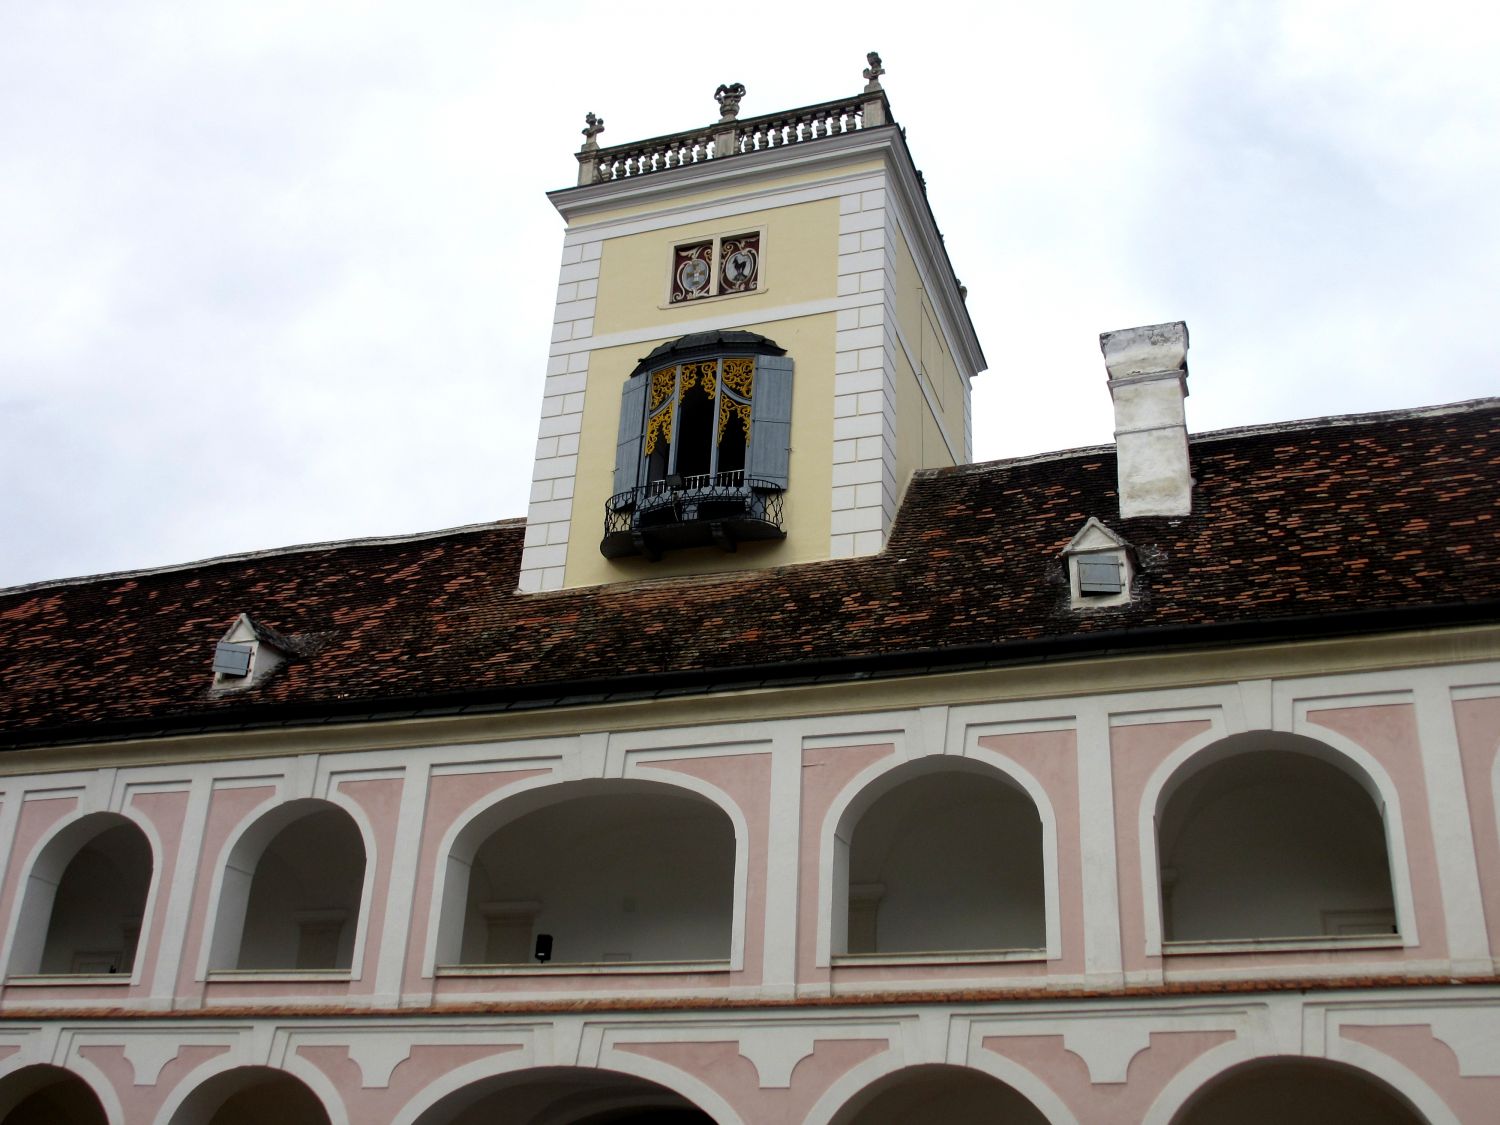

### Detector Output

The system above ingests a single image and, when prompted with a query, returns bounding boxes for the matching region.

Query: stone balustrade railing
[577,92,891,187]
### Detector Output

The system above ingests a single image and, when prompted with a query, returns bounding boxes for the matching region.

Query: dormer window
[1062,518,1135,609]
[212,641,254,678]
[669,231,761,303]
[604,331,793,560]
[210,613,295,690]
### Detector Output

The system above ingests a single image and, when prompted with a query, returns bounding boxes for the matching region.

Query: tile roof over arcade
[2,400,1498,748]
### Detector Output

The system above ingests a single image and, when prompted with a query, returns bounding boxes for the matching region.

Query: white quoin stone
[1100,321,1192,518]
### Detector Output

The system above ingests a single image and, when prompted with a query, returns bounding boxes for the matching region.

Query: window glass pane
[717,357,754,476]
[675,363,716,479]
[645,367,677,482]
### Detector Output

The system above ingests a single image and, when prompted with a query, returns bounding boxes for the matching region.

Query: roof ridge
[1,518,524,598]
[924,396,1500,480]
[1189,395,1500,446]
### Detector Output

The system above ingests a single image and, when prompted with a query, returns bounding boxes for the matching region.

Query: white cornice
[549,129,890,218]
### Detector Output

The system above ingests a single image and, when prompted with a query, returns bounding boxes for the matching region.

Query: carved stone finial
[580,112,605,151]
[863,51,885,92]
[714,82,746,123]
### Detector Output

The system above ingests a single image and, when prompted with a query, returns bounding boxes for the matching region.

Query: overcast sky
[2,1,1496,588]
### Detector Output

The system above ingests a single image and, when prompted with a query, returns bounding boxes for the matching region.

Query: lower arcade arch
[828,1064,1049,1125]
[0,1064,107,1125]
[408,1067,717,1125]
[1170,1057,1426,1125]
[167,1066,332,1125]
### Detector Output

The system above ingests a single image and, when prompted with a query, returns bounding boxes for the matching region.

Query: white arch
[817,745,1062,965]
[322,786,380,982]
[1143,1043,1453,1125]
[1136,727,1417,955]
[3,804,162,982]
[153,1055,348,1125]
[804,1055,1077,1125]
[0,1058,125,1125]
[423,771,750,974]
[1331,1039,1457,1125]
[197,794,374,976]
[633,761,753,974]
[1489,736,1500,874]
[387,1054,741,1125]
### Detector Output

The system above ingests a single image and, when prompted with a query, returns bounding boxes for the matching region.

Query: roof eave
[6,600,1496,752]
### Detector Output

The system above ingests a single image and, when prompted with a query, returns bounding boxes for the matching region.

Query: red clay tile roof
[3,400,1498,747]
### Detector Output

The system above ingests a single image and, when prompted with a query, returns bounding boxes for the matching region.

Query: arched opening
[839,763,1044,955]
[441,781,735,968]
[831,1064,1048,1125]
[209,800,366,971]
[9,813,152,976]
[0,1065,107,1125]
[1158,738,1397,943]
[1172,1057,1424,1124]
[412,1067,714,1125]
[169,1066,330,1125]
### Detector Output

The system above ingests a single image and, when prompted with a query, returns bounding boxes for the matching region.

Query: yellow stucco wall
[561,179,855,588]
[890,223,967,494]
[564,312,838,587]
[590,197,839,339]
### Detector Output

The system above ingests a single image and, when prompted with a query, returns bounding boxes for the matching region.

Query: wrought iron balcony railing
[602,473,786,560]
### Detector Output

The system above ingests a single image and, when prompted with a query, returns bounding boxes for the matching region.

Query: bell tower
[518,55,986,592]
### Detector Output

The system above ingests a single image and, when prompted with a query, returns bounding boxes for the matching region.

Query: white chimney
[1100,321,1192,518]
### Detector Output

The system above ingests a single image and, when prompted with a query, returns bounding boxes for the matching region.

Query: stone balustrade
[577,92,891,186]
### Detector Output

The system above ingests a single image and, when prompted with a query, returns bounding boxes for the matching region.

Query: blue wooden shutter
[747,355,793,488]
[614,371,649,496]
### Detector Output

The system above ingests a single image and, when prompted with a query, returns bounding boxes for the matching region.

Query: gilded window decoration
[718,358,755,442]
[668,232,761,304]
[642,358,754,483]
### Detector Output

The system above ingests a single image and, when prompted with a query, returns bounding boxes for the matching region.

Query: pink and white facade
[0,652,1498,1122]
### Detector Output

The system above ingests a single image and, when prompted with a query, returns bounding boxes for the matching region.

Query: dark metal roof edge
[6,600,1497,752]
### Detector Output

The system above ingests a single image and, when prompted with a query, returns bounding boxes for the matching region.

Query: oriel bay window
[604,330,792,559]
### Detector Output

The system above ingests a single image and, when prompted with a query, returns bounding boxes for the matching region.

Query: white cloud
[1,0,1496,585]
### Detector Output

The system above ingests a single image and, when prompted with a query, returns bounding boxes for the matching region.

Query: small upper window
[1061,518,1134,609]
[210,613,296,690]
[670,231,760,303]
